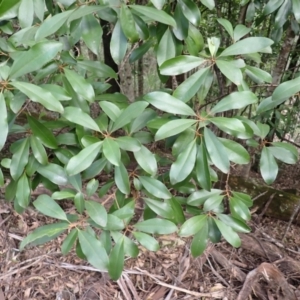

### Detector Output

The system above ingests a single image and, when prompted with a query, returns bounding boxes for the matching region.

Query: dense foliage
[0,0,300,279]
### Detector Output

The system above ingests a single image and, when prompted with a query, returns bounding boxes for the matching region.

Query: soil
[1,155,300,299]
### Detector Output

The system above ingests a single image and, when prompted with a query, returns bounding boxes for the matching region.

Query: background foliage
[0,0,300,279]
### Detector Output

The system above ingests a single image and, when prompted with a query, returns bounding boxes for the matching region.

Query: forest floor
[1,160,300,299]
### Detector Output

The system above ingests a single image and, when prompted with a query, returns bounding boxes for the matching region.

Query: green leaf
[187,189,222,206]
[68,5,106,23]
[34,195,68,221]
[272,76,300,104]
[38,163,68,185]
[217,214,251,233]
[9,41,62,78]
[83,158,107,180]
[133,232,159,251]
[64,68,95,103]
[219,37,274,56]
[144,91,196,116]
[81,14,102,55]
[120,4,139,43]
[40,84,71,101]
[102,214,125,231]
[144,198,174,219]
[230,197,251,221]
[268,146,298,164]
[173,67,210,103]
[0,0,20,20]
[52,189,76,200]
[30,135,48,165]
[259,147,278,185]
[78,230,109,271]
[231,192,253,207]
[200,0,215,10]
[271,142,298,161]
[99,101,121,122]
[185,24,204,56]
[204,128,229,173]
[111,101,149,132]
[216,59,243,85]
[20,222,69,251]
[179,215,207,237]
[115,163,130,195]
[178,0,201,26]
[18,0,34,28]
[196,142,211,191]
[160,55,205,76]
[139,176,172,199]
[129,5,176,27]
[108,238,125,280]
[11,81,64,113]
[85,200,107,227]
[217,18,233,38]
[157,27,176,66]
[191,221,208,257]
[134,218,177,234]
[293,0,300,21]
[63,107,100,131]
[129,39,154,63]
[203,195,224,212]
[10,137,30,181]
[219,138,250,164]
[134,145,157,175]
[211,91,257,114]
[74,192,85,214]
[86,178,99,197]
[27,116,58,149]
[245,66,272,83]
[0,93,8,151]
[77,60,117,79]
[263,0,284,15]
[155,119,196,141]
[172,4,189,40]
[103,138,121,166]
[61,228,78,255]
[233,24,251,42]
[110,20,127,65]
[170,139,197,185]
[0,168,4,187]
[214,219,241,247]
[35,10,73,40]
[115,136,141,152]
[15,173,30,208]
[66,142,102,176]
[151,0,165,9]
[256,122,270,139]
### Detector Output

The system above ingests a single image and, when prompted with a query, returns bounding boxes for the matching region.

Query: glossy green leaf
[245,66,272,83]
[230,197,251,221]
[272,76,300,104]
[216,59,243,85]
[268,146,297,164]
[81,14,102,55]
[214,219,241,247]
[18,0,34,28]
[116,136,141,152]
[30,135,47,165]
[172,127,195,156]
[219,138,250,164]
[68,5,106,23]
[111,101,149,132]
[263,0,284,15]
[133,232,159,251]
[219,37,274,56]
[120,4,139,43]
[129,40,154,63]
[10,137,30,181]
[178,0,201,26]
[160,55,205,76]
[173,67,210,103]
[179,215,207,237]
[217,214,251,233]
[77,60,117,79]
[27,116,58,149]
[9,41,62,79]
[86,179,99,197]
[144,198,174,219]
[134,218,177,234]
[85,200,107,227]
[108,238,125,280]
[34,195,68,221]
[115,163,130,195]
[231,192,252,208]
[103,138,121,166]
[78,230,109,271]
[191,221,208,257]
[256,122,270,139]
[134,145,157,175]
[111,231,138,258]
[211,91,257,114]
[196,142,211,191]
[102,214,125,231]
[139,176,171,199]
[112,200,135,221]
[293,0,300,21]
[151,0,165,9]
[38,163,68,185]
[259,147,278,185]
[61,228,78,255]
[207,37,220,57]
[33,0,45,21]
[217,18,233,38]
[20,222,69,251]
[0,0,20,20]
[35,10,73,40]
[64,68,95,103]
[110,20,127,65]
[0,93,8,151]
[200,0,215,9]
[172,4,189,40]
[129,5,176,27]
[11,81,64,113]
[271,142,298,161]
[66,141,102,176]
[187,189,222,206]
[40,84,71,101]
[15,173,30,208]
[52,189,76,200]
[204,128,229,173]
[157,27,177,67]
[0,169,4,187]
[155,119,196,141]
[203,195,224,212]
[74,192,84,214]
[63,107,100,132]
[170,139,197,185]
[144,91,196,116]
[99,101,121,122]
[185,24,204,56]
[233,24,251,42]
